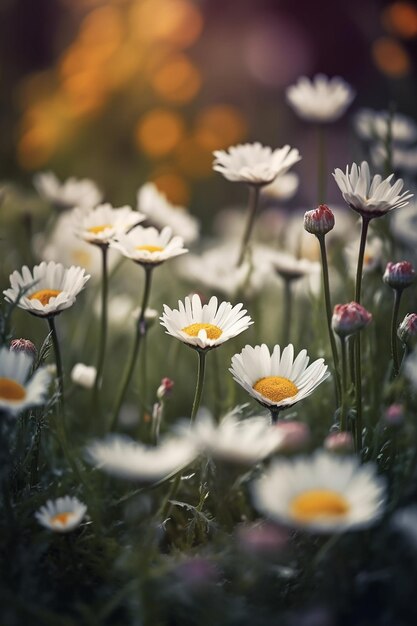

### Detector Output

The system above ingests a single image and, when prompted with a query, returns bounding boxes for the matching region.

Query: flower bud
[71,363,96,389]
[156,377,174,400]
[398,313,417,344]
[324,431,354,453]
[332,302,372,338]
[304,204,335,236]
[9,338,37,359]
[236,522,289,555]
[383,404,404,428]
[133,307,159,327]
[383,261,415,290]
[273,420,310,451]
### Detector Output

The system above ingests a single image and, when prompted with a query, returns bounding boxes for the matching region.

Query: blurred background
[0,0,416,223]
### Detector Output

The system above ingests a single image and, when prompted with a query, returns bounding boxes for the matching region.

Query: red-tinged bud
[236,522,289,555]
[332,302,372,338]
[273,420,310,451]
[383,261,415,290]
[324,431,354,453]
[398,313,417,344]
[156,377,174,400]
[304,204,335,236]
[9,338,37,359]
[383,403,404,428]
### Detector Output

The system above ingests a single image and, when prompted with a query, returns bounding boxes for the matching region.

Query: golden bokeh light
[194,104,248,150]
[135,109,185,157]
[130,0,203,49]
[18,125,58,170]
[150,170,190,205]
[175,136,213,178]
[372,37,411,77]
[382,2,417,39]
[151,54,202,103]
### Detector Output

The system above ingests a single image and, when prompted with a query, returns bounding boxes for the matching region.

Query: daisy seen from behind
[0,347,51,416]
[230,343,329,421]
[34,171,102,211]
[286,74,355,123]
[252,451,386,533]
[35,496,87,533]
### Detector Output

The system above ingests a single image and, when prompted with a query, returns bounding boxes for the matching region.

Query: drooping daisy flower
[3,261,90,318]
[263,248,320,282]
[286,74,355,123]
[110,225,187,266]
[177,409,285,466]
[333,161,413,219]
[35,496,87,533]
[263,172,299,201]
[0,347,51,416]
[354,108,417,144]
[71,363,97,389]
[160,294,253,351]
[34,171,102,211]
[230,344,329,415]
[252,452,386,533]
[75,203,145,246]
[213,142,301,186]
[86,436,196,482]
[137,183,199,244]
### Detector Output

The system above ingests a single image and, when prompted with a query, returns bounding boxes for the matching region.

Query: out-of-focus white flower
[93,294,136,327]
[75,203,144,246]
[333,161,412,218]
[34,172,102,211]
[354,108,417,144]
[86,436,197,482]
[160,294,252,351]
[345,236,384,276]
[137,183,199,244]
[213,142,301,186]
[4,261,90,318]
[286,74,355,123]
[230,343,329,411]
[263,173,299,201]
[390,199,417,248]
[35,496,87,533]
[261,248,320,282]
[0,347,51,416]
[110,225,187,266]
[392,506,417,548]
[71,363,96,389]
[371,143,417,175]
[252,452,386,533]
[404,348,417,390]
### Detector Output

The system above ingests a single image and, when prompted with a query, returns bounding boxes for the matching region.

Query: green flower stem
[48,316,65,428]
[237,184,261,266]
[110,266,153,431]
[282,278,293,346]
[317,124,326,204]
[269,406,281,423]
[355,216,371,304]
[317,234,341,405]
[339,336,349,432]
[391,289,402,378]
[191,349,207,422]
[92,245,109,420]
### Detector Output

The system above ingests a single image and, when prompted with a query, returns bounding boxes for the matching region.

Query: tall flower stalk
[92,245,109,416]
[237,185,260,266]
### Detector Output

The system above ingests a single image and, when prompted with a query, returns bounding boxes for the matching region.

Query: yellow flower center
[253,376,298,403]
[87,224,112,234]
[182,323,223,340]
[28,289,62,305]
[50,512,74,526]
[0,378,26,401]
[290,489,350,522]
[135,245,164,253]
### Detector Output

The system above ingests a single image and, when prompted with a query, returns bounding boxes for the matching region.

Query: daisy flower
[213,142,301,186]
[286,74,355,123]
[3,261,90,318]
[252,452,386,533]
[391,200,417,248]
[0,347,51,416]
[137,183,199,244]
[75,203,145,246]
[354,108,417,144]
[230,344,329,415]
[333,161,413,219]
[160,294,253,351]
[110,225,187,266]
[263,172,299,201]
[86,436,196,482]
[34,171,102,211]
[35,496,87,533]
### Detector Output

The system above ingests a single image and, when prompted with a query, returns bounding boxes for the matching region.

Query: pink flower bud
[384,404,404,428]
[398,313,417,344]
[332,302,372,337]
[273,420,310,451]
[383,261,415,290]
[236,522,289,554]
[304,204,335,236]
[9,338,37,359]
[324,431,354,453]
[156,377,174,400]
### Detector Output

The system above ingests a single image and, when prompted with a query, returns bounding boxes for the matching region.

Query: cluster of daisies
[1,72,415,536]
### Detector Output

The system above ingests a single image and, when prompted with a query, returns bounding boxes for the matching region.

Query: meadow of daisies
[2,74,417,625]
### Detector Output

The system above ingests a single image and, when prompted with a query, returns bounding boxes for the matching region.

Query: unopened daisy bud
[398,313,417,344]
[383,403,405,428]
[156,377,174,400]
[332,302,372,338]
[273,420,310,451]
[9,338,37,359]
[383,261,415,290]
[324,431,354,453]
[303,204,335,236]
[71,363,96,389]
